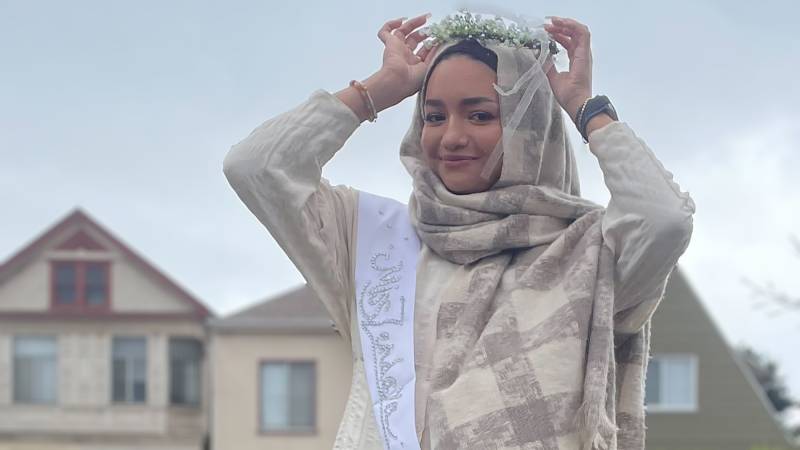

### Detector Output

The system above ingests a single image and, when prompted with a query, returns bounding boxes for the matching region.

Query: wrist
[584,113,615,138]
[334,71,403,124]
[362,70,406,114]
[576,95,619,142]
[565,93,592,124]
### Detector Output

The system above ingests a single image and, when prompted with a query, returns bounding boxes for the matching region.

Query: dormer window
[50,261,111,309]
[85,263,109,305]
[54,263,78,304]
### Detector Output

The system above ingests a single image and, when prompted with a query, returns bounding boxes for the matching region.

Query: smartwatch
[578,95,618,143]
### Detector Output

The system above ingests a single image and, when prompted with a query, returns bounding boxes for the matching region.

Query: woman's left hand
[544,17,593,123]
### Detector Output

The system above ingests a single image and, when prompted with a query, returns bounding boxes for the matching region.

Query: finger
[549,21,592,64]
[546,25,580,42]
[550,32,573,47]
[544,23,572,37]
[548,17,590,40]
[548,32,574,57]
[396,13,431,36]
[557,17,589,32]
[415,42,439,62]
[542,56,557,76]
[377,16,407,43]
[405,29,428,51]
[544,58,559,76]
[544,61,563,86]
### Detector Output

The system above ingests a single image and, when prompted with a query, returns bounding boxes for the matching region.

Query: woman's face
[421,55,503,194]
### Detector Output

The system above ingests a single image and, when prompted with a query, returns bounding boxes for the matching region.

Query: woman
[223,11,695,450]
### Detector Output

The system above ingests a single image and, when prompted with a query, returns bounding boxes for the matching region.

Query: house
[0,209,213,450]
[209,285,351,450]
[645,269,797,450]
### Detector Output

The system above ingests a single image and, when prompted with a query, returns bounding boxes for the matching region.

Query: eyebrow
[424,97,497,107]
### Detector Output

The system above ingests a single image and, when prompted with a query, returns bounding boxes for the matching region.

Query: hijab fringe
[575,401,619,450]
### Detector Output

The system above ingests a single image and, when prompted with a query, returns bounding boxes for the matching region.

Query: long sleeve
[223,89,362,344]
[587,122,696,335]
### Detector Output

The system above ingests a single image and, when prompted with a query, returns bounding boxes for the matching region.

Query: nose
[440,118,469,151]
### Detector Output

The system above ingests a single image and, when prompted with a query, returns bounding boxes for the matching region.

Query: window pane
[260,362,315,431]
[85,263,108,305]
[289,363,314,427]
[133,359,147,402]
[169,338,202,405]
[55,264,77,304]
[112,359,127,402]
[645,359,660,405]
[663,358,693,406]
[112,337,147,403]
[14,336,57,404]
[261,363,290,430]
[646,356,696,409]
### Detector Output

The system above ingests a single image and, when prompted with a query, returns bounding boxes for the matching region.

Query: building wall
[0,249,193,314]
[0,438,200,450]
[645,270,794,450]
[108,255,194,313]
[0,320,207,449]
[0,257,50,311]
[211,332,351,450]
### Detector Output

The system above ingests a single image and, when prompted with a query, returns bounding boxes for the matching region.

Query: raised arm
[222,13,439,342]
[222,90,362,343]
[589,122,695,335]
[544,16,695,335]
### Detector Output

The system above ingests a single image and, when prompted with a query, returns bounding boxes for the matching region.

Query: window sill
[645,404,698,414]
[259,427,318,436]
[10,401,58,407]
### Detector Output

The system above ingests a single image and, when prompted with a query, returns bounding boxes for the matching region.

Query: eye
[424,112,445,123]
[470,112,495,122]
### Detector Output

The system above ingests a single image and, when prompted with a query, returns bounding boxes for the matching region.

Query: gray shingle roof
[209,285,336,334]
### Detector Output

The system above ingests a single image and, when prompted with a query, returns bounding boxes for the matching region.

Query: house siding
[0,320,207,446]
[645,270,794,450]
[211,332,351,450]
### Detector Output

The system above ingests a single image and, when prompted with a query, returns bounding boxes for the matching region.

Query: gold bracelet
[349,79,377,122]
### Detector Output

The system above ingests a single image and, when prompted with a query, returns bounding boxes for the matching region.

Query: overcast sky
[2,0,799,426]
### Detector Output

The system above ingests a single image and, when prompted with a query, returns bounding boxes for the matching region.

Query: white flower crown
[421,9,559,55]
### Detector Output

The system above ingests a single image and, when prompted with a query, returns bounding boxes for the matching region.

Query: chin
[442,178,487,195]
[433,164,498,194]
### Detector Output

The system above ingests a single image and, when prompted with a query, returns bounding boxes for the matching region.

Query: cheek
[479,124,503,157]
[420,129,439,168]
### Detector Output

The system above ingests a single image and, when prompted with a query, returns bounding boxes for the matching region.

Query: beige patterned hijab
[399,39,650,449]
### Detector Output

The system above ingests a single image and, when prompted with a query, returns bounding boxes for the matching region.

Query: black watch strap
[578,95,618,143]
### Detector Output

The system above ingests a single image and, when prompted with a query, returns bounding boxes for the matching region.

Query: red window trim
[49,260,112,312]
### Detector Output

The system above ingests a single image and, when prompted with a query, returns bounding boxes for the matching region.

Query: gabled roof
[0,207,212,319]
[210,285,335,334]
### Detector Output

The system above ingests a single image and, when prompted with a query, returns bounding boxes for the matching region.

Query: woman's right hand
[375,14,439,103]
[335,14,439,121]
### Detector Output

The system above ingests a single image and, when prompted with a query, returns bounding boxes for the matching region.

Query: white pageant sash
[355,191,421,450]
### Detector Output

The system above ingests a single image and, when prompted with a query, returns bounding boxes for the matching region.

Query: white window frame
[168,337,203,407]
[12,335,58,404]
[645,353,699,413]
[111,336,148,404]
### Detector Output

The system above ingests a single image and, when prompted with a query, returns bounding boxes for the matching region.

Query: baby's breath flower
[424,10,558,54]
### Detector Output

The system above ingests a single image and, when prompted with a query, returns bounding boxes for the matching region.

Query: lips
[439,154,480,169]
[440,154,480,161]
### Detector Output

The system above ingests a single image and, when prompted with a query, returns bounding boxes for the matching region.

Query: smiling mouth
[440,156,480,169]
[440,155,480,161]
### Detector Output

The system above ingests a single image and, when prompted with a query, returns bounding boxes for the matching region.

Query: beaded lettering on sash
[355,191,420,450]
